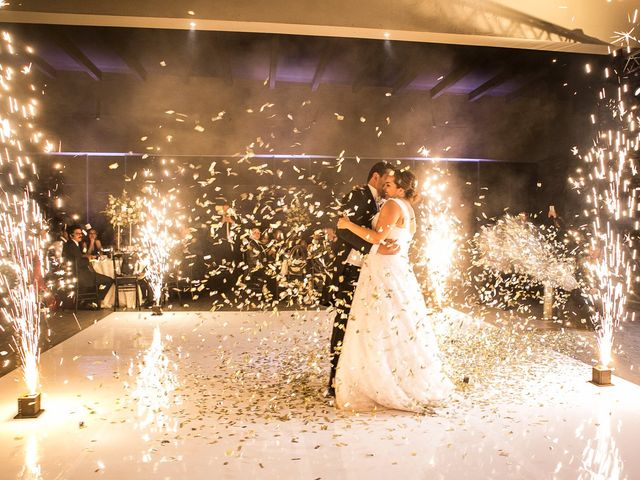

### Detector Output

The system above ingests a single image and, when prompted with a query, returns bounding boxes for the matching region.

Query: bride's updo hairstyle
[393,168,418,201]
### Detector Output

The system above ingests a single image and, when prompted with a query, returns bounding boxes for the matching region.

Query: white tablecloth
[91,258,141,309]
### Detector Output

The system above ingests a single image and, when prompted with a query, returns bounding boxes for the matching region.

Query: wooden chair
[72,259,99,311]
[112,253,140,311]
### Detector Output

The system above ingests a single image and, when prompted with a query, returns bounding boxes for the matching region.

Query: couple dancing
[327,161,454,412]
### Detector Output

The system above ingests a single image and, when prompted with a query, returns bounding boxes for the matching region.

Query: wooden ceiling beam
[310,40,336,92]
[468,70,512,102]
[391,45,429,95]
[28,54,57,79]
[53,29,102,81]
[102,29,146,81]
[14,25,58,79]
[430,65,471,99]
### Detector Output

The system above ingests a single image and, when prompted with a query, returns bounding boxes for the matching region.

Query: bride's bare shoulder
[380,199,401,212]
[390,197,413,214]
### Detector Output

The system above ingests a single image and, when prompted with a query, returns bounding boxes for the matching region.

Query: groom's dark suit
[62,240,113,303]
[327,184,378,391]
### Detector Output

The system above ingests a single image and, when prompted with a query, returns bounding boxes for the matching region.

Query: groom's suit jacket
[62,240,94,287]
[325,185,377,302]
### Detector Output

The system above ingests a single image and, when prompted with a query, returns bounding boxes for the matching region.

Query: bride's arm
[337,201,401,244]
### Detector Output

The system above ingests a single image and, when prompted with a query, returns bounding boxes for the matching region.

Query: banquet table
[91,258,141,309]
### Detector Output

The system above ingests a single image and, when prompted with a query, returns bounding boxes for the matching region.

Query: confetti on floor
[0,309,638,479]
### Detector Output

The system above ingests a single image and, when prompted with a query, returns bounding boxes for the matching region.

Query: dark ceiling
[2,23,606,101]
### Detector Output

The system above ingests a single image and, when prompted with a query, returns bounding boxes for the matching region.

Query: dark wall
[36,151,538,247]
[38,71,586,164]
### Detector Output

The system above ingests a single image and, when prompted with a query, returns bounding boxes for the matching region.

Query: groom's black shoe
[323,386,335,398]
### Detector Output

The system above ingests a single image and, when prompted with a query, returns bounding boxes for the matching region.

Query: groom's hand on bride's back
[377,239,399,255]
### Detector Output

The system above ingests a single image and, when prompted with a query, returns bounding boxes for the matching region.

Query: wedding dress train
[335,198,454,412]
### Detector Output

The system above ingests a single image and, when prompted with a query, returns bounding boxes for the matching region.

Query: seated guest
[82,227,103,259]
[63,225,113,307]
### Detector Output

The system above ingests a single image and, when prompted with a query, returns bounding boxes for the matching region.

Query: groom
[326,161,396,397]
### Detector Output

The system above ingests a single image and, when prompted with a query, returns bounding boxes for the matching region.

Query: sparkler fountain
[0,194,46,417]
[418,163,462,307]
[138,188,178,315]
[570,11,640,386]
[0,29,52,417]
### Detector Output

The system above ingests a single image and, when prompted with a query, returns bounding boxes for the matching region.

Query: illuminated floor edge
[0,310,638,479]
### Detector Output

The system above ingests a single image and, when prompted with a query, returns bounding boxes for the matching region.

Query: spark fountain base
[542,282,554,321]
[14,393,44,419]
[151,305,163,316]
[590,365,614,387]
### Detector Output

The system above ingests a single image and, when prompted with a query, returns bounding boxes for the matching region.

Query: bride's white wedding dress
[335,198,454,412]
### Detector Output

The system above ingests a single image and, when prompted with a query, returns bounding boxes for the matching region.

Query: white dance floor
[0,310,638,479]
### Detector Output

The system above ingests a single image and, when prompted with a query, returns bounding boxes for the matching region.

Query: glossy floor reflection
[0,310,638,479]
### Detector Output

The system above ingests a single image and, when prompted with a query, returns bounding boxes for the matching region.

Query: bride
[335,168,454,412]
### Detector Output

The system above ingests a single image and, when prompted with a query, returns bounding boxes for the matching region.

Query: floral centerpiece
[104,190,143,250]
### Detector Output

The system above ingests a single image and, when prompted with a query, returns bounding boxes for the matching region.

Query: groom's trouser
[328,264,360,389]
